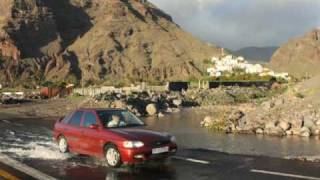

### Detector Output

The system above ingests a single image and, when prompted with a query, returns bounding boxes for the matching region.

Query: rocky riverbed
[201,76,320,138]
[91,86,284,118]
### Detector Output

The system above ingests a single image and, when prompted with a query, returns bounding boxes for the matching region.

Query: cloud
[149,0,320,50]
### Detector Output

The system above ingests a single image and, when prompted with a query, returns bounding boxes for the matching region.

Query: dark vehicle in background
[53,109,177,168]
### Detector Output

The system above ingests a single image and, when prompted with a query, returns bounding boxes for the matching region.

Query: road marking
[173,156,210,164]
[0,169,20,180]
[251,169,320,180]
[0,153,57,180]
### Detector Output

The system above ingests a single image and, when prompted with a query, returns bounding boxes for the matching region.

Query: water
[1,108,320,162]
[144,108,320,160]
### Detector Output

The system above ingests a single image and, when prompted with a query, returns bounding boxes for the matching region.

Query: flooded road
[145,108,320,160]
[1,108,320,179]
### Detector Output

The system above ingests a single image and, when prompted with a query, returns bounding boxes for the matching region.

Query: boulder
[303,117,317,130]
[255,128,264,134]
[312,129,320,136]
[291,118,303,129]
[315,120,320,126]
[158,112,165,118]
[285,130,294,136]
[146,104,158,116]
[201,116,214,128]
[278,121,291,131]
[265,126,284,136]
[172,99,183,107]
[112,100,126,109]
[228,110,245,123]
[299,127,311,137]
[265,121,277,129]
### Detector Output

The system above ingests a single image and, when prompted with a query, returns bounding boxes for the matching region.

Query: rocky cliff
[0,0,222,87]
[269,29,320,78]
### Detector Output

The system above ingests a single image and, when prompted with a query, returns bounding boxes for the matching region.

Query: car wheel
[105,144,122,168]
[58,136,69,153]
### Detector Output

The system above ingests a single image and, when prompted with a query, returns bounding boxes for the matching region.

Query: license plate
[152,146,169,154]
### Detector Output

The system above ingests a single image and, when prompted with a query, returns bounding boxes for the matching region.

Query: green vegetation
[295,92,305,99]
[211,74,273,82]
[202,59,211,64]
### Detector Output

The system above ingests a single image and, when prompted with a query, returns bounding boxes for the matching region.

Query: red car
[53,109,177,168]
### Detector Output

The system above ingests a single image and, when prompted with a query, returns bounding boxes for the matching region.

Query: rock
[265,126,284,136]
[158,112,165,118]
[172,99,183,107]
[278,121,291,131]
[299,127,311,137]
[291,118,303,129]
[228,110,245,123]
[201,116,214,128]
[261,101,275,110]
[255,128,264,134]
[146,104,158,116]
[165,108,173,113]
[315,120,320,126]
[312,129,320,135]
[303,117,316,130]
[291,128,301,135]
[265,121,277,129]
[285,130,293,136]
[113,100,126,109]
[172,108,181,113]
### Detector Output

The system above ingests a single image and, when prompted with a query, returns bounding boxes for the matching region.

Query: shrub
[203,59,212,64]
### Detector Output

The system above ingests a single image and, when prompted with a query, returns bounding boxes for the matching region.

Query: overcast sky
[149,0,320,50]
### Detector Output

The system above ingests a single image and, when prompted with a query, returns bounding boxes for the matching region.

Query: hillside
[0,0,222,87]
[269,29,320,78]
[232,46,278,63]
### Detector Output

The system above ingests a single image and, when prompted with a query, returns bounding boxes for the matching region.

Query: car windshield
[97,110,145,128]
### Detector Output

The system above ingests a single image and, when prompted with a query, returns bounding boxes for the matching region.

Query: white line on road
[173,156,210,164]
[0,153,57,180]
[251,169,320,180]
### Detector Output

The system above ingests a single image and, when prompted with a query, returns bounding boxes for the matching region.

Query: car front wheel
[58,136,69,153]
[105,144,122,168]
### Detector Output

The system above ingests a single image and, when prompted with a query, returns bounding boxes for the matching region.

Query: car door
[64,110,84,152]
[81,111,103,156]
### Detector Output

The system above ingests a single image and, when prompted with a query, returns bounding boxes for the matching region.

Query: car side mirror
[89,124,99,129]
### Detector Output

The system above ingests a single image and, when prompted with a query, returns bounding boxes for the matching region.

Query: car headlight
[170,136,177,143]
[123,141,144,148]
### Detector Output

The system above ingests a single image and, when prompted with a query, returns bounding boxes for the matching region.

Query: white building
[207,55,290,81]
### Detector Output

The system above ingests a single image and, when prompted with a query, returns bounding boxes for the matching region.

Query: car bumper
[119,143,178,165]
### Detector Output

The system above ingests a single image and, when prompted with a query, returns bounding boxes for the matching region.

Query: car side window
[83,112,97,128]
[61,113,72,124]
[68,111,83,126]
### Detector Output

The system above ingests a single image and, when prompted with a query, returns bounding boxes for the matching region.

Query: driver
[107,115,126,128]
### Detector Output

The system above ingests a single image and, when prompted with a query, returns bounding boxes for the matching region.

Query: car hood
[109,128,170,143]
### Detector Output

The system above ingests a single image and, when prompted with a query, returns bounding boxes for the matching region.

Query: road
[0,118,320,180]
[1,148,320,180]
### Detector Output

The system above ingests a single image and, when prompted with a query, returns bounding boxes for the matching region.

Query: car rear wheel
[58,136,69,153]
[105,144,121,168]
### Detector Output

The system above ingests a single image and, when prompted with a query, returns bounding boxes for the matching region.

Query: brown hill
[269,29,320,78]
[0,0,222,87]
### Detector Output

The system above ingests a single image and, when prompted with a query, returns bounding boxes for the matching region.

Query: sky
[149,0,320,50]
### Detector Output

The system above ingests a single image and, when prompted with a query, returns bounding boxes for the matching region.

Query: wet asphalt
[0,115,320,180]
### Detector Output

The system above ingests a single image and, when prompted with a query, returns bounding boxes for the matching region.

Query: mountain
[232,46,278,63]
[0,0,222,87]
[268,29,320,78]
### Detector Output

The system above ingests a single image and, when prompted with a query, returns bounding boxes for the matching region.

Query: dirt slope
[269,29,320,78]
